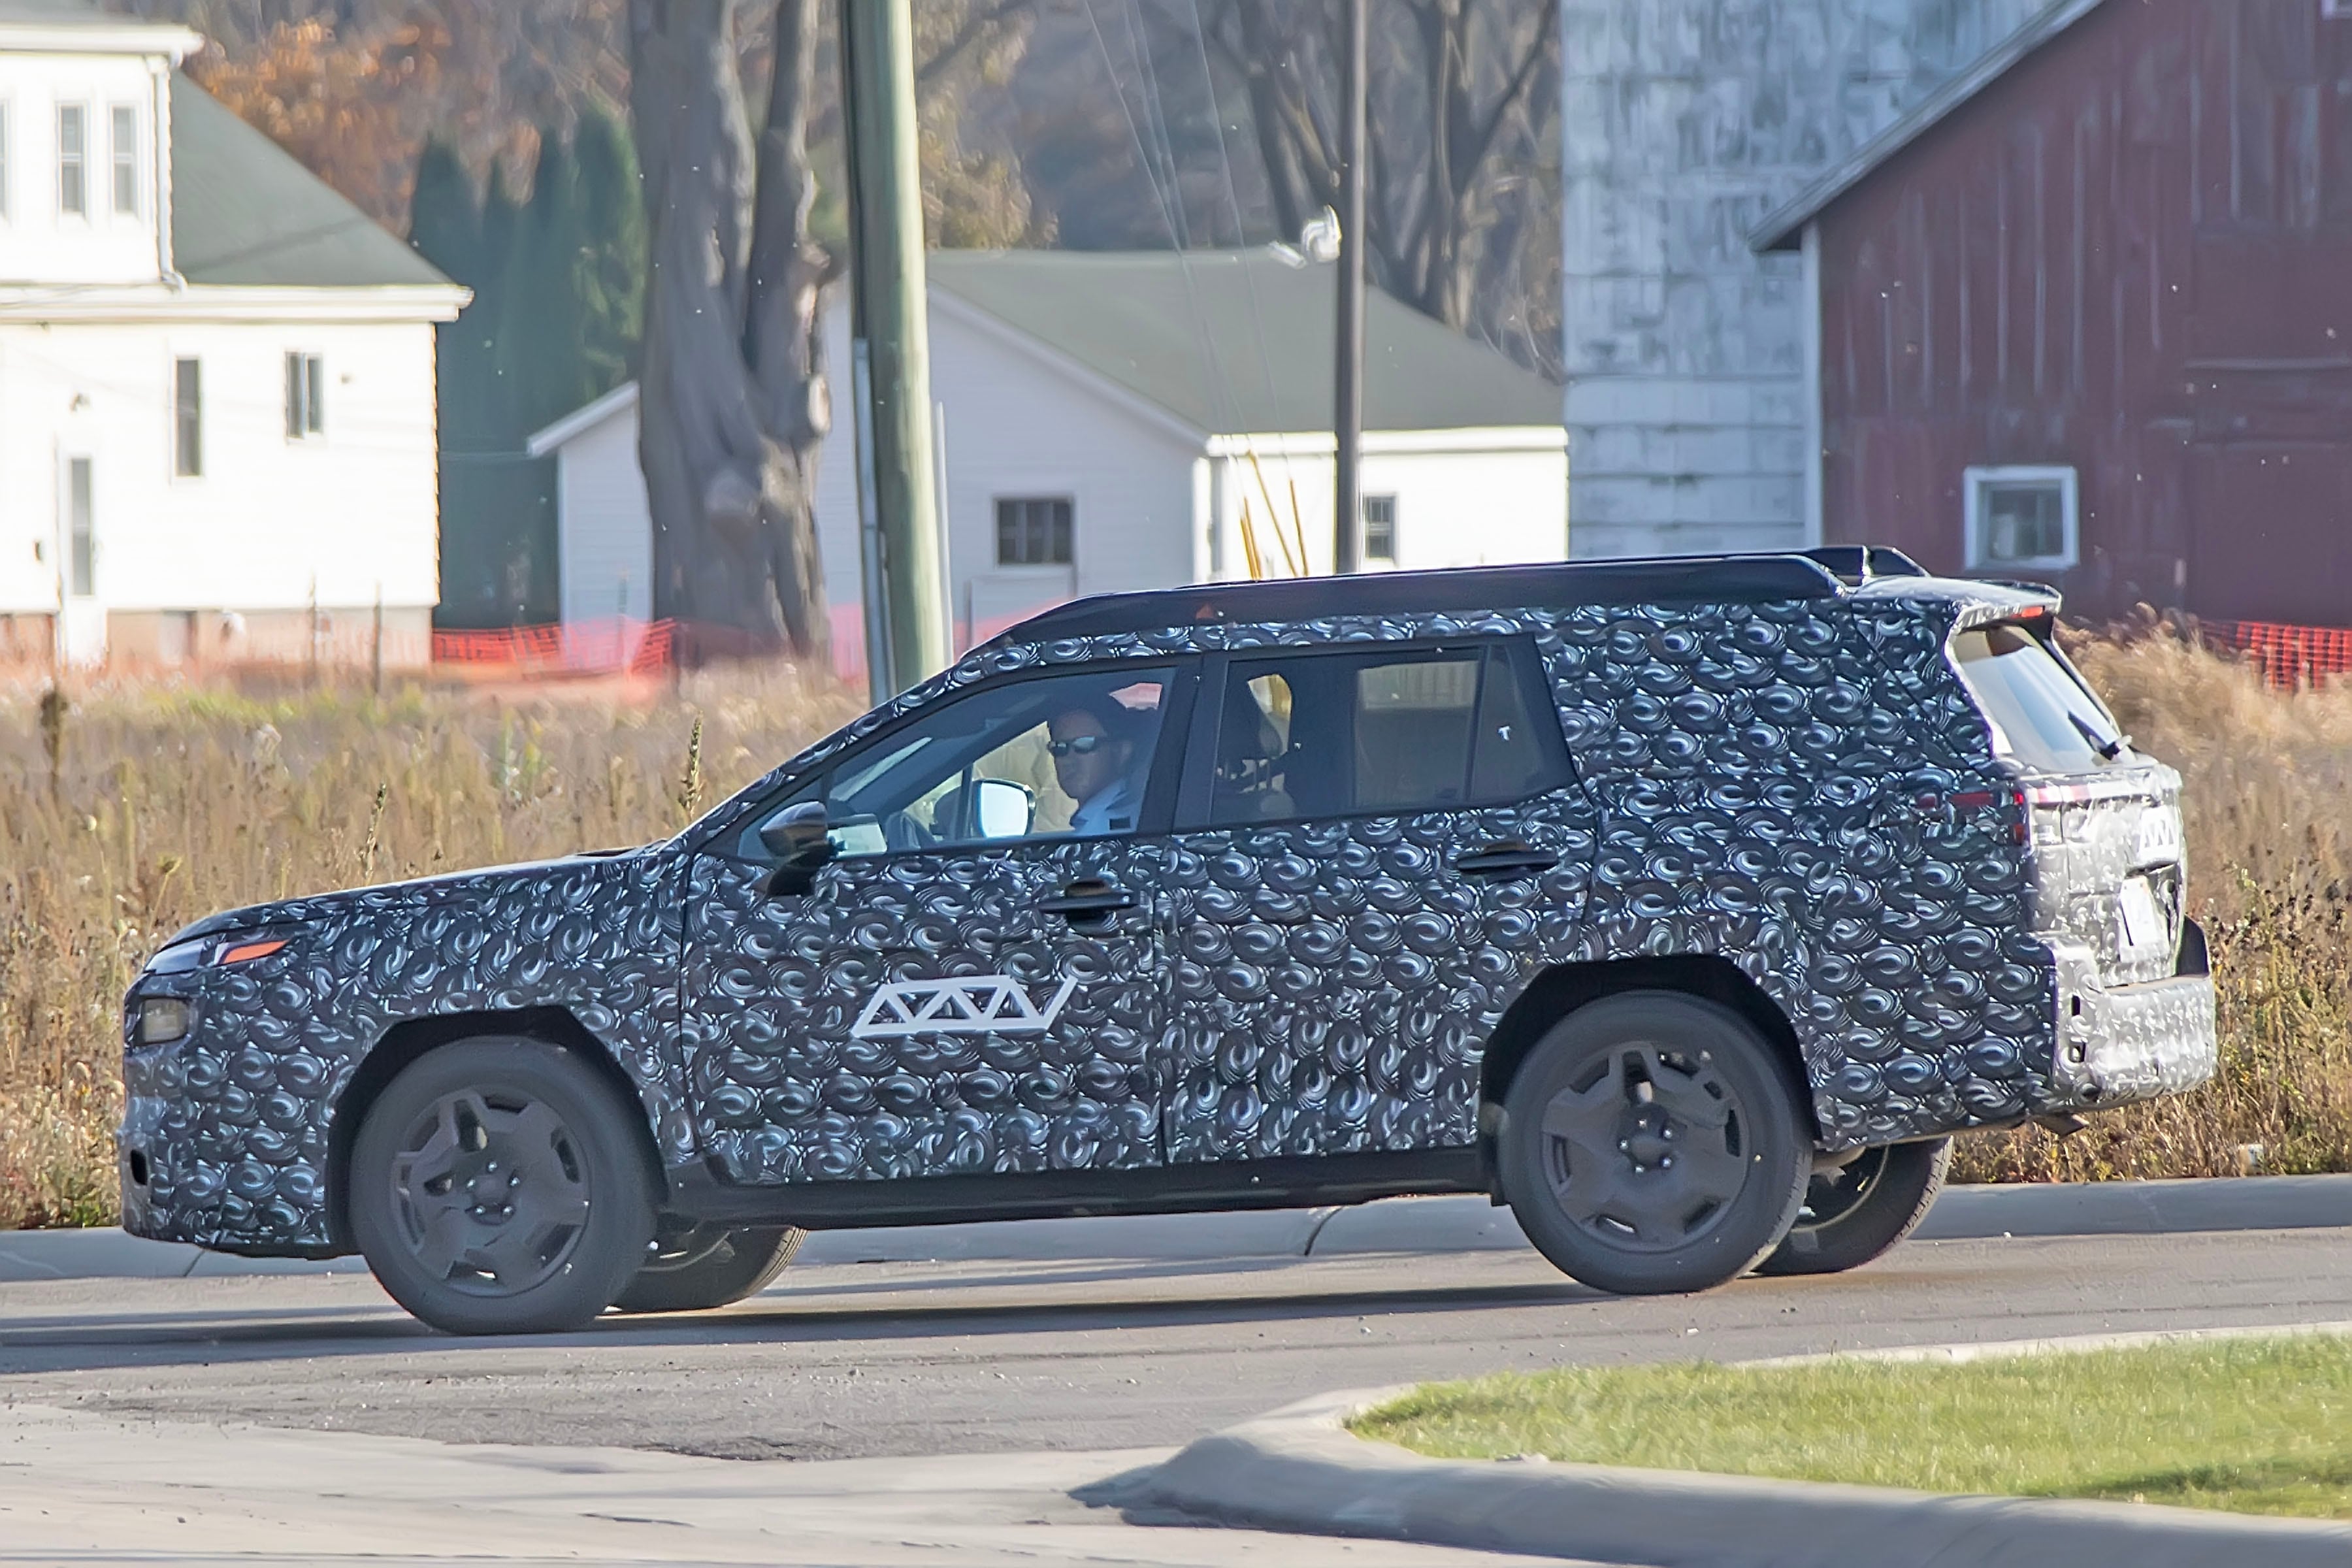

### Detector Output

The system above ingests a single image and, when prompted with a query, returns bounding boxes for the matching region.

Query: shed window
[174,358,202,478]
[1964,466,2078,574]
[996,497,1072,566]
[285,352,325,438]
[1362,493,1397,566]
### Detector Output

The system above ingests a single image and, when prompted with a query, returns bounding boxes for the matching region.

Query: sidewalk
[5,1173,2348,1286]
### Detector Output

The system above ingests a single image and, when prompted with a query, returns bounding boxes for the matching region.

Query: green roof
[0,0,118,19]
[169,74,451,289]
[925,248,1561,436]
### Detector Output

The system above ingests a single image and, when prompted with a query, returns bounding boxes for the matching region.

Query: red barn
[1754,0,2352,627]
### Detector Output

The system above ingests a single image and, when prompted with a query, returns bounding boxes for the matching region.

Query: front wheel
[349,1036,655,1335]
[1756,1138,1950,1277]
[1499,992,1811,1296]
[612,1224,805,1314]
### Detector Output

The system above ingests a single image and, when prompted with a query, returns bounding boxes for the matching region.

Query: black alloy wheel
[1757,1137,1951,1276]
[612,1223,806,1314]
[1501,992,1810,1296]
[350,1036,655,1335]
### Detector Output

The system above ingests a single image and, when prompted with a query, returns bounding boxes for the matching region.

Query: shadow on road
[0,1266,1605,1377]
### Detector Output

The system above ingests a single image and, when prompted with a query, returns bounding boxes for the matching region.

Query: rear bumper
[2043,926,2219,1111]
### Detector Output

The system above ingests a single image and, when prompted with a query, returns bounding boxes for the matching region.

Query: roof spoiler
[1801,546,1931,584]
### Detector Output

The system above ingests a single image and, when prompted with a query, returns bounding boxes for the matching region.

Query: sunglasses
[1049,734,1117,757]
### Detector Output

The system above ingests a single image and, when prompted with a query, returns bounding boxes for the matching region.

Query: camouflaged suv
[119,549,2217,1333]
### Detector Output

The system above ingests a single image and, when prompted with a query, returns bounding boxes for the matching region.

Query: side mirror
[757,799,834,866]
[970,777,1036,840]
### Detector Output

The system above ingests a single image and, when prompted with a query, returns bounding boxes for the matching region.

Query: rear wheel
[1500,992,1810,1296]
[1757,1137,1950,1277]
[612,1224,805,1314]
[350,1036,655,1335]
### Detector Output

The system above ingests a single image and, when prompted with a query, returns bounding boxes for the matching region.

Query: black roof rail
[988,553,1844,647]
[1802,546,1931,583]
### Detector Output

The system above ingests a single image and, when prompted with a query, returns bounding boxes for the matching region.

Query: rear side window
[1950,623,2127,774]
[1196,640,1571,827]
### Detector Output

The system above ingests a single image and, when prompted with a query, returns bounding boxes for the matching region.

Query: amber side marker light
[220,939,287,965]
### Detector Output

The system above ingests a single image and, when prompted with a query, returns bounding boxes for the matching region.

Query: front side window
[1198,640,1571,828]
[286,352,324,438]
[110,105,138,214]
[749,667,1175,861]
[1965,465,2078,572]
[57,105,85,217]
[996,497,1072,566]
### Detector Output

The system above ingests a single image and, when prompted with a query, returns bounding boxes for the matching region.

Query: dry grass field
[0,628,2344,1229]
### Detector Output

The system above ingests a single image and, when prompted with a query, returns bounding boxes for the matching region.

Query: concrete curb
[1137,1379,2352,1567]
[5,1172,2349,1286]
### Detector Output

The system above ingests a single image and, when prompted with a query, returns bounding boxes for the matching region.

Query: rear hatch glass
[1950,623,2127,774]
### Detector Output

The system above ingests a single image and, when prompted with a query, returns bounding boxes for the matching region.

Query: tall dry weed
[0,666,858,1228]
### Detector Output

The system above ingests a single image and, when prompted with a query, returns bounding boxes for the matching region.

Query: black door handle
[1037,879,1137,919]
[1454,843,1560,879]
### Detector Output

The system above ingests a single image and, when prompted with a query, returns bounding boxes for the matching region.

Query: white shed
[528,246,1567,675]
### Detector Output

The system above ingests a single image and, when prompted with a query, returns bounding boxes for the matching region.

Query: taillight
[1912,786,2031,845]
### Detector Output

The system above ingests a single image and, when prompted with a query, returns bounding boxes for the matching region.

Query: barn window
[1964,466,2078,574]
[995,497,1073,566]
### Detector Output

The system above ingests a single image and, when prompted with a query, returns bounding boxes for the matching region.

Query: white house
[529,247,1567,674]
[0,0,467,668]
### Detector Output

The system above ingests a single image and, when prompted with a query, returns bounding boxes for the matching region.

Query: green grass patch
[1351,1335,2352,1520]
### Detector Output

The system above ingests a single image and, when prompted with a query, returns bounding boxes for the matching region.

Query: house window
[174,358,202,478]
[66,458,95,598]
[1362,493,1398,566]
[285,352,325,438]
[57,105,86,217]
[110,105,138,214]
[1964,466,2079,573]
[996,497,1073,566]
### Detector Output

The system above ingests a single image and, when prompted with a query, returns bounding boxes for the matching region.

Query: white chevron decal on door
[849,976,1080,1039]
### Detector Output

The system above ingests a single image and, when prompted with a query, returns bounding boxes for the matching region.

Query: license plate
[2117,877,2166,955]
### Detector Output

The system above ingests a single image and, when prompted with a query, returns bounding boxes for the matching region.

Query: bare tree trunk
[629,0,830,661]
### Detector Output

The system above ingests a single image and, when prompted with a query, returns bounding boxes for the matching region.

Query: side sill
[664,1147,1491,1230]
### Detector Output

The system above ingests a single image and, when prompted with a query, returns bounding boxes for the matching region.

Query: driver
[1048,694,1148,836]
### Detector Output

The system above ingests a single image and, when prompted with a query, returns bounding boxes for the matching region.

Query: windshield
[1950,623,2129,774]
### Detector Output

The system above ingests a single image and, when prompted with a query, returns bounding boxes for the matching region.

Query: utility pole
[1332,0,1368,577]
[841,0,949,702]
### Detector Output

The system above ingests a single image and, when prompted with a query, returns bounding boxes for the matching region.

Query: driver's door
[682,664,1190,1186]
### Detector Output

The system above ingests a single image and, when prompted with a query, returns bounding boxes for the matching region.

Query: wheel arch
[325,1007,664,1253]
[1478,956,1818,1143]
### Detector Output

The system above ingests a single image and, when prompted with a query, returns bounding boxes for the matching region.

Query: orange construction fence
[431,617,677,677]
[2217,620,2352,690]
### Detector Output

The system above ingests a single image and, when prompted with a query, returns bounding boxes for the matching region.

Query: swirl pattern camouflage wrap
[121,570,2217,1256]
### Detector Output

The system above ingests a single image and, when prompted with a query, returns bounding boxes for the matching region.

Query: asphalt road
[5,1225,2351,1462]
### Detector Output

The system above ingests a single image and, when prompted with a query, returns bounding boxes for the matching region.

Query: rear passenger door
[1162,638,1589,1164]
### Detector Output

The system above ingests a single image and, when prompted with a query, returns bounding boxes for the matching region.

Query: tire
[1756,1137,1951,1277]
[611,1224,805,1314]
[1499,992,1811,1296]
[349,1036,656,1335]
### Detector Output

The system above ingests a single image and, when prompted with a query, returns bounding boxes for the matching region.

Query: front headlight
[143,930,294,975]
